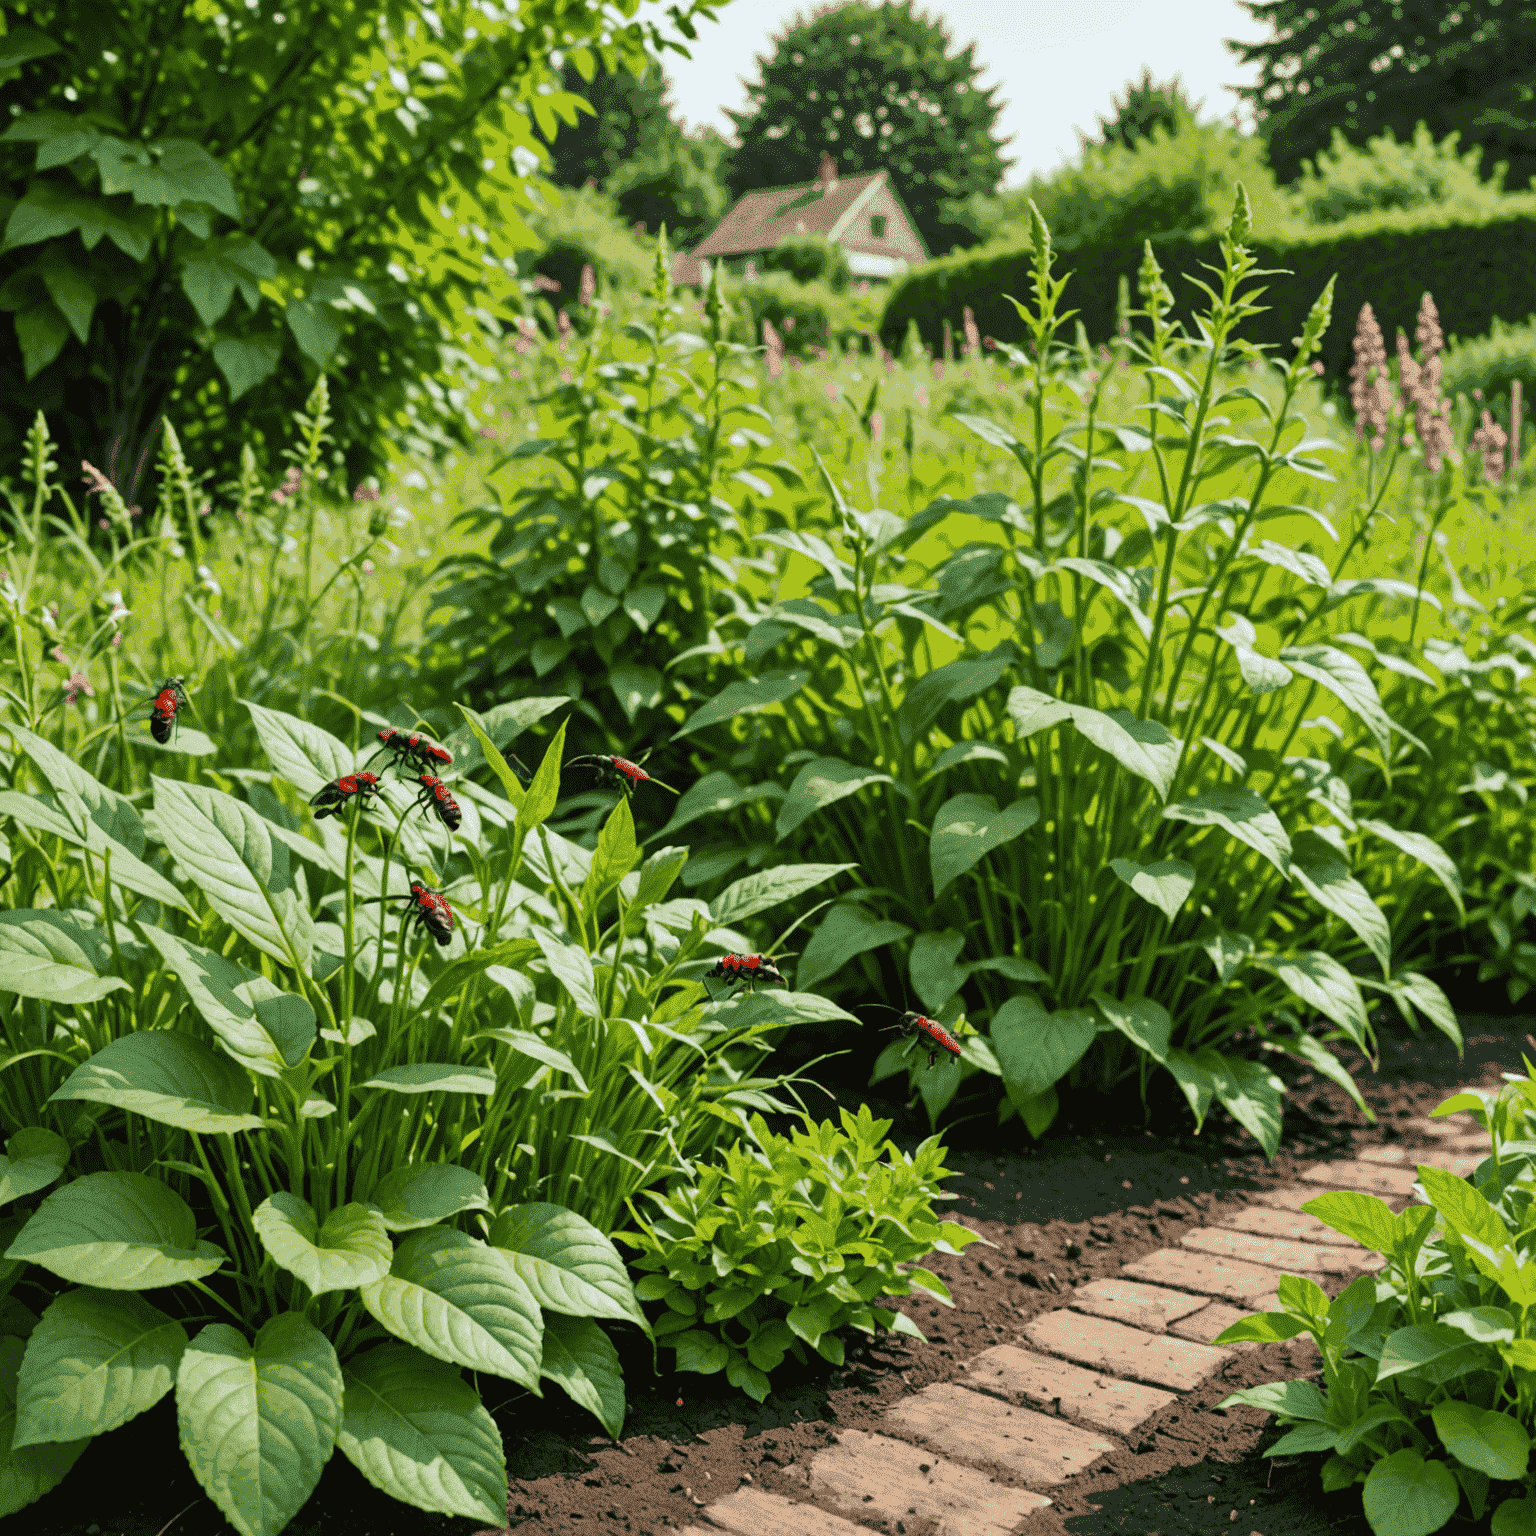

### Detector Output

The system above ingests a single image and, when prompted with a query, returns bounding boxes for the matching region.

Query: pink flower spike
[81,461,113,496]
[50,646,65,663]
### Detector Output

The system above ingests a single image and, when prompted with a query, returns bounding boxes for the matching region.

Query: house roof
[691,170,888,260]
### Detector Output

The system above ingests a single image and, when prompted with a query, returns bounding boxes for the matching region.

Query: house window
[870,214,887,239]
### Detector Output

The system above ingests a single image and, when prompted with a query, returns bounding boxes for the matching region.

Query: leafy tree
[1089,68,1200,154]
[1230,0,1536,191]
[0,2,714,504]
[1288,122,1511,226]
[725,1,1010,256]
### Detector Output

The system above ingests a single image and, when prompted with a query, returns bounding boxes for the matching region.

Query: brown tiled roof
[691,171,886,259]
[670,249,705,287]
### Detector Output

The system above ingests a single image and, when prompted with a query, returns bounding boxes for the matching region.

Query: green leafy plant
[614,1103,987,1402]
[1213,1070,1536,1536]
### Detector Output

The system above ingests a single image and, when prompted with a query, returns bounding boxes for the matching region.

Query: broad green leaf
[1055,557,1152,638]
[0,910,130,1005]
[608,663,664,724]
[896,648,1015,746]
[1361,1448,1459,1536]
[674,669,809,738]
[1417,1165,1508,1249]
[910,931,968,1013]
[252,1195,391,1294]
[0,1336,89,1519]
[540,1313,625,1439]
[968,955,1050,983]
[6,723,144,855]
[475,1027,588,1092]
[1376,1323,1490,1384]
[1493,1496,1536,1536]
[16,302,68,378]
[1164,1046,1223,1133]
[534,930,600,1017]
[991,994,1096,1105]
[1433,1400,1529,1481]
[929,793,1039,897]
[6,1173,225,1290]
[1016,1085,1059,1138]
[1091,995,1171,1063]
[0,1129,68,1207]
[139,926,315,1078]
[212,335,281,401]
[285,296,343,366]
[1358,818,1465,919]
[1301,1190,1398,1253]
[703,990,859,1029]
[1379,972,1462,1051]
[1259,950,1370,1043]
[1207,1052,1286,1157]
[0,791,192,914]
[14,1288,185,1447]
[652,771,785,840]
[366,1165,490,1234]
[359,1228,542,1390]
[1008,687,1181,799]
[1281,643,1424,757]
[1271,1023,1374,1120]
[796,904,913,993]
[177,1314,344,1536]
[1163,786,1291,876]
[1212,1312,1309,1345]
[1215,618,1294,694]
[1292,835,1390,976]
[489,1204,645,1328]
[152,777,315,970]
[445,696,566,763]
[710,862,855,926]
[361,1065,496,1096]
[1440,1307,1515,1346]
[336,1343,505,1524]
[244,700,355,796]
[1108,857,1195,922]
[1215,1379,1328,1420]
[581,797,639,913]
[515,718,568,845]
[670,1329,730,1375]
[775,757,894,839]
[49,1031,261,1134]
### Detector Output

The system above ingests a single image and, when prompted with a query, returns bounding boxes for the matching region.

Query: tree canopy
[1088,69,1200,155]
[725,1,1010,256]
[1230,0,1536,191]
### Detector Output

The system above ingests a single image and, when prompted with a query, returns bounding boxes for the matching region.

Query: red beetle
[310,771,382,819]
[148,677,190,744]
[373,727,453,772]
[403,881,454,946]
[886,1010,963,1069]
[703,952,792,996]
[413,772,462,832]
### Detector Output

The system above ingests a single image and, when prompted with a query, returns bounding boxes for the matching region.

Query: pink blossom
[1471,407,1508,484]
[1311,360,1325,377]
[50,646,65,663]
[111,632,122,649]
[783,316,796,333]
[869,410,884,446]
[502,408,513,419]
[1348,303,1392,451]
[480,427,498,439]
[827,383,840,400]
[535,275,561,293]
[932,362,946,381]
[81,461,113,496]
[353,483,380,502]
[559,368,572,384]
[962,306,980,357]
[557,309,572,355]
[64,671,93,705]
[361,559,375,576]
[98,518,108,530]
[579,263,596,307]
[913,384,929,408]
[271,466,303,505]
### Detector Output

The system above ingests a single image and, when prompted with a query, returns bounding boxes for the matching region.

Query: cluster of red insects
[148,681,963,1062]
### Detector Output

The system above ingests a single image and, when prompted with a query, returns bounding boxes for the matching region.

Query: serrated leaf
[488,1204,645,1328]
[13,1288,185,1447]
[358,1229,543,1390]
[253,1194,391,1294]
[49,1032,261,1134]
[6,1173,225,1290]
[177,1314,344,1536]
[335,1343,505,1524]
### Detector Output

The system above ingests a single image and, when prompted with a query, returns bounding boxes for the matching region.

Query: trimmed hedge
[880,198,1536,380]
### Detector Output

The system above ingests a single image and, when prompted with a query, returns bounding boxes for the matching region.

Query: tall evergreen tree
[725,2,1011,255]
[1229,1,1536,191]
[1089,69,1200,155]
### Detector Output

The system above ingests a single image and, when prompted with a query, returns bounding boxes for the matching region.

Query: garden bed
[24,1012,1526,1536]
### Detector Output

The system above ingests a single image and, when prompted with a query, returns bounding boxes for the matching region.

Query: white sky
[650,0,1272,186]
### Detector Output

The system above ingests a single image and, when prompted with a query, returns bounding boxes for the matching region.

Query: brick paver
[885,1382,1117,1485]
[807,1427,1052,1535]
[1356,1144,1411,1165]
[1180,1225,1381,1274]
[1411,1114,1479,1139]
[1069,1277,1210,1332]
[1120,1246,1288,1307]
[1214,1204,1364,1248]
[1167,1300,1259,1348]
[963,1342,1177,1436]
[1251,1182,1407,1216]
[1024,1307,1230,1391]
[688,1487,869,1536]
[1299,1160,1420,1196]
[1426,1151,1487,1179]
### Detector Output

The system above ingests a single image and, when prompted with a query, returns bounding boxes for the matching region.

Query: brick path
[678,1104,1490,1536]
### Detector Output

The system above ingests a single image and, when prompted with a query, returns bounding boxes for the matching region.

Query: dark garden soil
[25,1008,1535,1536]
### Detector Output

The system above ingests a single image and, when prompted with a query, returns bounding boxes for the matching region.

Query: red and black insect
[413,772,462,832]
[398,881,454,946]
[309,771,382,819]
[148,677,190,744]
[703,952,795,997]
[372,727,453,773]
[883,1009,964,1069]
[567,753,677,798]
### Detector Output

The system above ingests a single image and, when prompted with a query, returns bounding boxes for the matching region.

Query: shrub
[1215,1073,1536,1535]
[0,1,703,496]
[616,1105,987,1401]
[521,183,655,311]
[1440,314,1536,423]
[761,233,853,292]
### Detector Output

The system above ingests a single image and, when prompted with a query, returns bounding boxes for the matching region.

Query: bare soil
[27,1011,1531,1536]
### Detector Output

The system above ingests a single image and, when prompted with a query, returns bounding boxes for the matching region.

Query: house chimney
[817,152,837,186]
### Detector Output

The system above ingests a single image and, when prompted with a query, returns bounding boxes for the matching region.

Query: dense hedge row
[879,198,1536,378]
